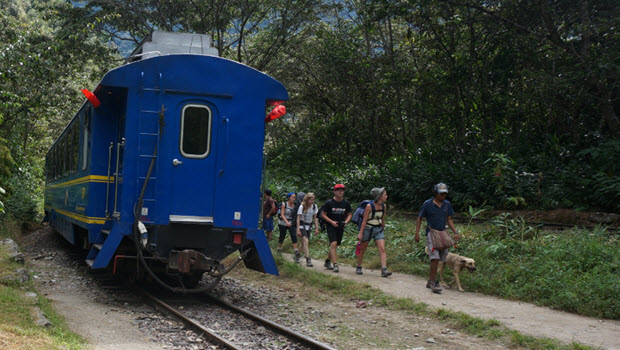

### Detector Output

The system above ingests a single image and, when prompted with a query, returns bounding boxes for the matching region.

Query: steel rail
[137,288,240,349]
[138,288,337,350]
[395,211,619,232]
[204,293,338,350]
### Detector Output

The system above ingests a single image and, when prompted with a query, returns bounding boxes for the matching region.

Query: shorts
[426,233,448,262]
[298,226,312,238]
[278,225,297,244]
[361,226,385,242]
[263,217,274,231]
[326,226,344,245]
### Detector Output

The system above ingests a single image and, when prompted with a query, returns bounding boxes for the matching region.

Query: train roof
[96,54,288,103]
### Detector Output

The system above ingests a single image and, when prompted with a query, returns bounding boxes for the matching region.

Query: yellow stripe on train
[44,206,107,225]
[45,175,115,189]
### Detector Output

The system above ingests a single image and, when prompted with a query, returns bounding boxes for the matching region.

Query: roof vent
[126,31,219,62]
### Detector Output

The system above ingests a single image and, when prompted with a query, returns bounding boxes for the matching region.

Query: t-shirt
[322,198,352,224]
[418,198,454,233]
[297,204,318,229]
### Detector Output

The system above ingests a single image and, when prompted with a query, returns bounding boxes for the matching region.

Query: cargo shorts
[426,233,448,262]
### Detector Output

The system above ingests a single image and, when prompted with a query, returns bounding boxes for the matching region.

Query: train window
[67,129,73,174]
[62,137,68,177]
[180,104,211,158]
[82,109,91,171]
[72,122,79,173]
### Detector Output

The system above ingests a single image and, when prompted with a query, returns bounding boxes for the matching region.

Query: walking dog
[426,247,477,292]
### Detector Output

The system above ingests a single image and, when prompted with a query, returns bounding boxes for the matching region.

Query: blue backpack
[352,200,384,230]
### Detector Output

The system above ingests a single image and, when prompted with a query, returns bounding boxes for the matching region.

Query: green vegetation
[0,244,86,349]
[274,255,593,350]
[274,214,620,319]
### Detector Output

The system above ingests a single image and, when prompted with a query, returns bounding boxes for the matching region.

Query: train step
[85,259,94,268]
[93,243,103,251]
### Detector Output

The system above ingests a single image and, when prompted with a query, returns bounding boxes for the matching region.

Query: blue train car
[44,32,286,290]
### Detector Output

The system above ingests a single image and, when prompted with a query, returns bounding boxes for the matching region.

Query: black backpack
[291,192,305,227]
[317,202,328,232]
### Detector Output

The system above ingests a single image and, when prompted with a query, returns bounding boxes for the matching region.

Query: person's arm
[358,205,370,241]
[382,204,387,230]
[344,202,352,225]
[296,206,302,236]
[415,216,422,243]
[447,216,459,242]
[313,212,319,235]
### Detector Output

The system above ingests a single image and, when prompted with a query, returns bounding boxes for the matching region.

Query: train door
[167,99,218,223]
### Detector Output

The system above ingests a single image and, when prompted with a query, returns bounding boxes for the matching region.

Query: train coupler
[168,250,216,274]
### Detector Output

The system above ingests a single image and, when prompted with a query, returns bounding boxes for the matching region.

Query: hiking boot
[294,250,301,263]
[332,264,339,273]
[381,268,392,277]
[356,266,363,275]
[324,260,333,270]
[427,280,442,293]
[306,257,313,267]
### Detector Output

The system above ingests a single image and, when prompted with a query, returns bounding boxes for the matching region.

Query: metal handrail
[105,142,113,218]
[113,138,125,218]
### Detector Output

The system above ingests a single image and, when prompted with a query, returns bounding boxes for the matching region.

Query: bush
[2,164,43,222]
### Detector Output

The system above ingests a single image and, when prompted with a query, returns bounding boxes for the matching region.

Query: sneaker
[294,250,301,263]
[430,280,442,293]
[324,260,333,270]
[356,266,363,275]
[306,257,313,267]
[381,268,392,277]
[426,280,434,289]
[332,264,339,273]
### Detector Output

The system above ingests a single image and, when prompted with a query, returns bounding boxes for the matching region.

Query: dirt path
[20,228,167,350]
[283,254,620,349]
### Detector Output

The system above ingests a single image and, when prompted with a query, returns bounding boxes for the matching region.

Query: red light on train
[81,88,101,108]
[233,233,243,245]
[264,104,286,123]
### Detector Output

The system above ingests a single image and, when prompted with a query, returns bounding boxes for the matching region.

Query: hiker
[356,187,392,277]
[296,192,319,266]
[262,189,277,241]
[414,183,459,293]
[277,193,299,256]
[321,184,352,273]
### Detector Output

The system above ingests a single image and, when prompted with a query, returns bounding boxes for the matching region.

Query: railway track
[137,287,337,350]
[394,211,619,232]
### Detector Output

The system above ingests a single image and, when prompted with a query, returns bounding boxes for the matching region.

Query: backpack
[291,192,305,226]
[352,200,385,230]
[317,202,328,232]
[273,198,281,216]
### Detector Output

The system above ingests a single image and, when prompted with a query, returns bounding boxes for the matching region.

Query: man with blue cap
[414,183,459,293]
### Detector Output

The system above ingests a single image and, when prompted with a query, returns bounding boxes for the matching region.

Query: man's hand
[266,214,271,219]
[414,233,420,243]
[286,222,291,227]
[315,228,319,236]
[454,232,459,242]
[330,220,339,228]
[357,232,363,241]
[296,230,302,237]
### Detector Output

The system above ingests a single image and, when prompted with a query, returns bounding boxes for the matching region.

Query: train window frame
[82,108,91,171]
[179,104,212,159]
[72,121,79,173]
